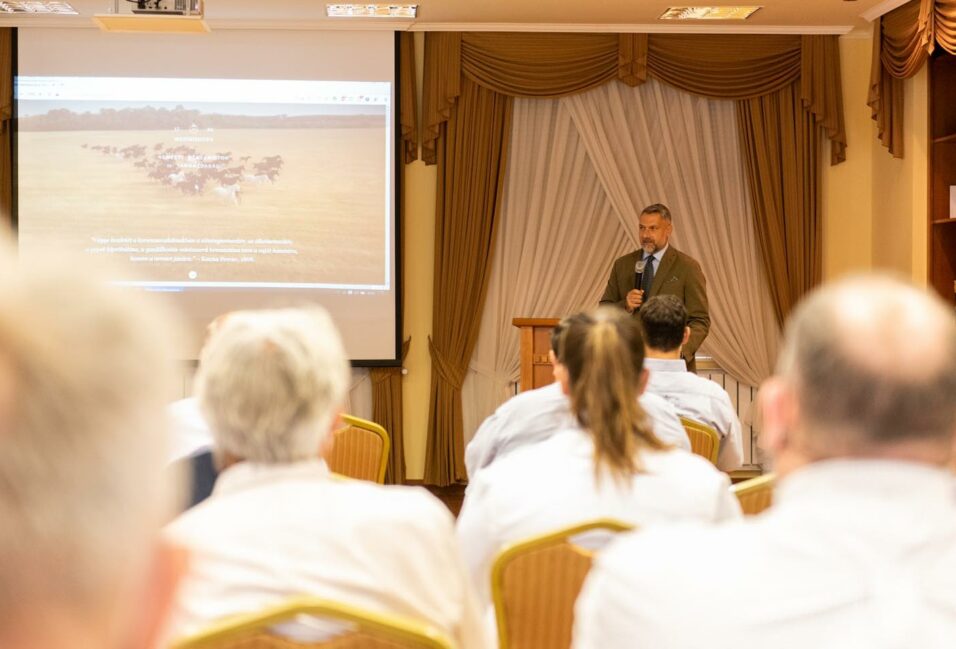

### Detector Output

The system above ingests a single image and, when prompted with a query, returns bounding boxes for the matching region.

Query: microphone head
[635,259,646,273]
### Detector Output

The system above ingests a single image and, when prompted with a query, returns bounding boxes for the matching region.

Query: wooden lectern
[512,318,561,392]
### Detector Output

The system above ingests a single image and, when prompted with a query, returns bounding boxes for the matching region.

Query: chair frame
[170,596,454,649]
[679,416,721,465]
[490,519,633,649]
[335,414,390,484]
[731,472,776,515]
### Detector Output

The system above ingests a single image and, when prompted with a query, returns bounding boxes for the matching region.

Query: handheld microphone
[634,258,646,291]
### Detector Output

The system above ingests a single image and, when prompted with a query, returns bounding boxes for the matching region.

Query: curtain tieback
[428,336,466,390]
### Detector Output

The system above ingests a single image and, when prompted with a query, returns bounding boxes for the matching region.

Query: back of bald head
[778,274,956,452]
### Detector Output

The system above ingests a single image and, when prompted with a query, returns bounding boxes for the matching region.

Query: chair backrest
[170,597,454,649]
[325,414,390,484]
[491,519,633,649]
[679,416,720,465]
[731,473,776,515]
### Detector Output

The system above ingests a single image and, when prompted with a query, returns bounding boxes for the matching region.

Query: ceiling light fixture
[660,6,762,20]
[0,1,77,13]
[326,4,417,18]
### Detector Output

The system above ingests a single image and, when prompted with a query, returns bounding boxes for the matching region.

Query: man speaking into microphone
[600,203,710,372]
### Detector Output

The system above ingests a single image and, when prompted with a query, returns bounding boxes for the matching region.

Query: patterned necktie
[642,253,655,296]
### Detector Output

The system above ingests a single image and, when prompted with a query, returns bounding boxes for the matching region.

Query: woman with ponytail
[457,307,740,609]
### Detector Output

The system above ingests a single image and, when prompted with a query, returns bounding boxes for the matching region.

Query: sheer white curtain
[463,78,780,443]
[461,99,631,438]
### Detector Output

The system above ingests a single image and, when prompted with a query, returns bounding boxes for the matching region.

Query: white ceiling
[0,0,910,33]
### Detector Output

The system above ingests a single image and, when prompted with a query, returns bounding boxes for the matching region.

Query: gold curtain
[399,32,419,164]
[0,29,12,229]
[937,0,956,51]
[371,338,411,484]
[421,32,462,165]
[738,82,820,328]
[868,0,956,157]
[423,75,512,485]
[646,34,802,98]
[420,32,845,485]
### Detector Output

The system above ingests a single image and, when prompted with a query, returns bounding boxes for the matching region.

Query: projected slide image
[16,77,391,289]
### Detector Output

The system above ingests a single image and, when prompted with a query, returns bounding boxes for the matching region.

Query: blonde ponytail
[561,308,666,483]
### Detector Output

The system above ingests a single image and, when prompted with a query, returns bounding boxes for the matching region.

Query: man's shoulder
[599,518,755,590]
[582,520,761,637]
[470,428,585,485]
[671,371,730,401]
[501,382,564,410]
[487,382,566,429]
[611,249,642,269]
[169,476,453,539]
[665,246,703,271]
[328,480,454,523]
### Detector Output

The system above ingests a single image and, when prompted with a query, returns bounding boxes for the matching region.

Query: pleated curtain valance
[422,32,847,166]
[399,32,419,164]
[869,0,956,157]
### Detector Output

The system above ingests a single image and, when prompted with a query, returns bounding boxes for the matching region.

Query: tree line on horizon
[18,105,384,131]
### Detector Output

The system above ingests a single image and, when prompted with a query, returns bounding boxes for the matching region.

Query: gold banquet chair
[732,473,776,516]
[170,597,454,649]
[491,519,633,649]
[679,416,720,466]
[325,414,390,484]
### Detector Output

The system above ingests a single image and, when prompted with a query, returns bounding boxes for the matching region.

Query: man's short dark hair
[640,203,672,222]
[640,295,687,352]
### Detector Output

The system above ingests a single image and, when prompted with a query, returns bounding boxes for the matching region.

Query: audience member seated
[457,308,740,610]
[168,395,213,463]
[166,317,232,511]
[640,295,744,471]
[164,307,487,648]
[465,315,690,480]
[168,444,218,513]
[0,248,184,649]
[574,275,956,649]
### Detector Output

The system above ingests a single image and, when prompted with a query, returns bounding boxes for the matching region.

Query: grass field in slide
[17,127,388,286]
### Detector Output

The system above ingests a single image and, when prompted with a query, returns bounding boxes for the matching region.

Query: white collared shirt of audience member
[573,459,956,649]
[457,426,741,610]
[643,357,744,471]
[464,381,691,481]
[165,459,490,649]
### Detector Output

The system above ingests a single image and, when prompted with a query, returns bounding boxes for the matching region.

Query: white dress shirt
[464,382,690,480]
[166,396,213,463]
[644,357,744,471]
[574,460,956,649]
[457,428,741,607]
[165,460,488,649]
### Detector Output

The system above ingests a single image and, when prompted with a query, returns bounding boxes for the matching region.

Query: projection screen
[15,28,400,363]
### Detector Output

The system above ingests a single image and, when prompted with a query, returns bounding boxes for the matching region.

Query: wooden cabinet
[929,52,956,305]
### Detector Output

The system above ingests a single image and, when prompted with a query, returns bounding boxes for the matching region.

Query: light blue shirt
[644,357,743,471]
